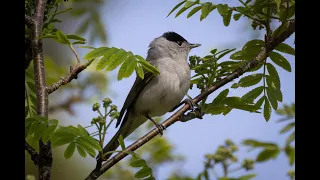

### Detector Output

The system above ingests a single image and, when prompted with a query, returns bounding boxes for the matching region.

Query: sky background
[54,0,295,179]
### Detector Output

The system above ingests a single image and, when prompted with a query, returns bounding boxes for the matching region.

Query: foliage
[167,104,295,180]
[168,0,295,121]
[25,0,295,179]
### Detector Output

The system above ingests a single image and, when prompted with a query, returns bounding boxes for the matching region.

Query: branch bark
[46,59,94,94]
[28,0,52,179]
[25,141,40,166]
[85,19,295,180]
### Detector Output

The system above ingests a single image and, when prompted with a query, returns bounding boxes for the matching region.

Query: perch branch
[28,0,52,179]
[85,19,295,180]
[46,59,94,94]
[25,141,40,166]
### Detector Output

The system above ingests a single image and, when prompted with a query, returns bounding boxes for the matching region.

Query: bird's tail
[96,111,146,161]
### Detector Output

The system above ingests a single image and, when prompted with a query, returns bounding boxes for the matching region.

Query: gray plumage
[98,32,200,161]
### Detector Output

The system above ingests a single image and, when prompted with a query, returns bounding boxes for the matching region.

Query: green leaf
[242,39,265,50]
[175,0,197,17]
[266,63,281,89]
[77,124,89,135]
[286,131,295,145]
[118,135,126,150]
[231,83,239,89]
[275,43,295,56]
[77,145,87,158]
[56,30,71,45]
[230,47,261,61]
[136,65,145,79]
[96,56,110,70]
[272,21,289,38]
[266,75,282,102]
[76,139,96,157]
[33,123,46,141]
[48,119,59,125]
[280,122,295,134]
[106,49,128,71]
[210,49,217,55]
[203,104,229,115]
[266,86,278,110]
[28,122,39,136]
[130,159,147,167]
[72,41,86,45]
[118,55,137,80]
[79,46,96,49]
[136,55,160,75]
[79,136,102,151]
[238,74,263,87]
[135,167,152,178]
[263,99,272,121]
[84,47,110,60]
[51,136,75,147]
[275,0,282,9]
[64,142,76,159]
[233,13,242,21]
[42,125,57,143]
[217,49,236,60]
[285,145,295,166]
[242,86,264,102]
[256,148,280,162]
[212,89,229,104]
[66,34,86,41]
[167,0,186,17]
[243,139,278,149]
[238,174,257,180]
[223,9,233,26]
[255,96,265,108]
[200,2,214,20]
[187,6,202,18]
[216,4,228,16]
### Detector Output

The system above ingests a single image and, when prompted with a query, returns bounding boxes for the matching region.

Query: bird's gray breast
[133,57,190,117]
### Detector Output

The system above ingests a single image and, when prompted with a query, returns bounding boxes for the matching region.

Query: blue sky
[59,0,295,179]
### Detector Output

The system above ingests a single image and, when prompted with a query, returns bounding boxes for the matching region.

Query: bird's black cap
[162,31,188,43]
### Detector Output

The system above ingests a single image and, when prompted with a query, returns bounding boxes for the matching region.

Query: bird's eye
[176,41,183,46]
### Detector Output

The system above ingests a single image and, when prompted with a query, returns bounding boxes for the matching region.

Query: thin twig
[70,45,81,64]
[46,59,94,94]
[25,141,40,165]
[85,19,295,180]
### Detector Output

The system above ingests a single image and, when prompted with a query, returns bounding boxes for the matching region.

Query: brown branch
[29,0,52,179]
[46,59,94,94]
[25,141,40,165]
[85,19,295,180]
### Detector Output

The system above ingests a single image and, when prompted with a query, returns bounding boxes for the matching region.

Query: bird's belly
[133,72,189,117]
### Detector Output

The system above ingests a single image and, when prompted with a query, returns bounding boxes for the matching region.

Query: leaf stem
[69,45,81,64]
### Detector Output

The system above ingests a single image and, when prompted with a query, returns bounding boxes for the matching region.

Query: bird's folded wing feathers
[116,71,155,128]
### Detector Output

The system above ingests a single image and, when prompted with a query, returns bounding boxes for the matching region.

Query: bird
[98,31,201,161]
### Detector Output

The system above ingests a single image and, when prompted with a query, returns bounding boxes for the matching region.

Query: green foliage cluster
[25,0,295,179]
[168,0,295,121]
[168,104,295,180]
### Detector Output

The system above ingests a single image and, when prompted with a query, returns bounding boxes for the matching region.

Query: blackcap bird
[98,31,201,161]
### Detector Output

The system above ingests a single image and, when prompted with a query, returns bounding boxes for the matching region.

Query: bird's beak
[189,43,201,49]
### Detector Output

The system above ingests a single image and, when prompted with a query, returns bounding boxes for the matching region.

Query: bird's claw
[155,123,166,136]
[183,98,195,111]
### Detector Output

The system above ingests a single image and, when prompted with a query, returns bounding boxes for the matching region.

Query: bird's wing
[116,71,155,128]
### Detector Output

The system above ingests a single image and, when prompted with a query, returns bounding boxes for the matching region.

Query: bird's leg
[145,114,166,136]
[170,98,196,112]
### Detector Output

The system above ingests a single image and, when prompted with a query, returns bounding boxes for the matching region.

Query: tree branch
[25,14,34,27]
[29,0,52,179]
[46,59,94,94]
[25,141,40,166]
[85,19,295,180]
